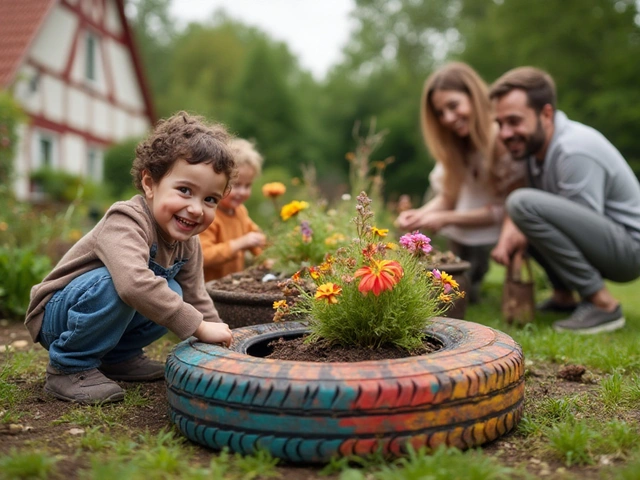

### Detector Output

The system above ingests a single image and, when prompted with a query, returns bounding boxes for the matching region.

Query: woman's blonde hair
[229,138,264,176]
[421,62,501,199]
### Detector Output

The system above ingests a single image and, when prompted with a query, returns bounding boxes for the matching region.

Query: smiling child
[25,112,234,404]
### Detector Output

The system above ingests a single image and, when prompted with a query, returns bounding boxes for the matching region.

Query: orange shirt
[199,205,263,281]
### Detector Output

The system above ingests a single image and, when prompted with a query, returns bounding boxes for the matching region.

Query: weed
[232,448,280,479]
[372,446,514,480]
[601,372,625,408]
[545,419,596,466]
[594,420,640,458]
[0,449,58,479]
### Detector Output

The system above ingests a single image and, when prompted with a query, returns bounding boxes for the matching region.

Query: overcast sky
[169,0,356,80]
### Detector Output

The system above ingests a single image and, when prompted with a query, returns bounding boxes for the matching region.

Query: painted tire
[166,318,524,463]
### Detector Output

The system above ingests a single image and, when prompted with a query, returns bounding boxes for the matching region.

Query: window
[32,130,58,170]
[39,136,54,168]
[85,32,98,81]
[86,147,103,182]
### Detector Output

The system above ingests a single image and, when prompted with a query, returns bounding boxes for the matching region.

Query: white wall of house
[10,0,151,199]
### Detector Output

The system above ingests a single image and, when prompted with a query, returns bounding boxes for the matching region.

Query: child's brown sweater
[25,195,221,342]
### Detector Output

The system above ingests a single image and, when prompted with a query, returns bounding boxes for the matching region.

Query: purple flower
[399,231,433,256]
[301,221,313,243]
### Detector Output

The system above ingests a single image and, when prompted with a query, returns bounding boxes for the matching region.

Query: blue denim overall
[39,244,187,373]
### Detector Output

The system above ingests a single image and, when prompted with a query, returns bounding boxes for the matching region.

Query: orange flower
[315,283,342,304]
[291,270,302,282]
[354,259,404,296]
[308,266,321,280]
[262,182,286,198]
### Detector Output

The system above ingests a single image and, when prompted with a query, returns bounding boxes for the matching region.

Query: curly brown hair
[131,111,236,194]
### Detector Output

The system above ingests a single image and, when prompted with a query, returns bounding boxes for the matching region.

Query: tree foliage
[127,0,640,202]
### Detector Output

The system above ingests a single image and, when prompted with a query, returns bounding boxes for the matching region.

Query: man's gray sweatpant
[506,188,640,298]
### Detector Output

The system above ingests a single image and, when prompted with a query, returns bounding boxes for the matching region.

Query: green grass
[469,264,640,372]
[3,262,640,478]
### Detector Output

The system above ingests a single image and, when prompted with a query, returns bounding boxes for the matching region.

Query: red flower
[354,259,404,296]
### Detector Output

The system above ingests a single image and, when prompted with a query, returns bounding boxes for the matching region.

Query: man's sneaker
[553,302,625,334]
[45,365,124,404]
[99,354,165,382]
[537,297,577,313]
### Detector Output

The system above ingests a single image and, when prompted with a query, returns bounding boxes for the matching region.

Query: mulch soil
[207,265,285,295]
[0,320,611,479]
[266,335,441,362]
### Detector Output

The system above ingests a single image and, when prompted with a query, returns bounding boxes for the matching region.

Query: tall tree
[458,0,640,168]
[126,0,175,109]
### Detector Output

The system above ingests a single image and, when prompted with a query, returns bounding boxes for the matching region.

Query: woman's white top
[429,152,524,246]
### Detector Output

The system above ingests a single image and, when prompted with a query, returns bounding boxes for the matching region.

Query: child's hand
[194,321,232,347]
[241,231,266,250]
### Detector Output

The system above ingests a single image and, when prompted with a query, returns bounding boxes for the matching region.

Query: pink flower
[399,231,433,256]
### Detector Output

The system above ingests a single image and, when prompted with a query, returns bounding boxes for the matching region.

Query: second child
[200,138,267,281]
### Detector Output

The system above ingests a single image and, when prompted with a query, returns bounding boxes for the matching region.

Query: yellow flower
[319,261,332,273]
[0,221,7,231]
[315,283,342,304]
[273,300,288,310]
[325,233,346,246]
[439,293,453,303]
[262,182,286,198]
[280,200,309,221]
[441,271,459,290]
[345,152,356,161]
[385,242,398,250]
[371,226,389,237]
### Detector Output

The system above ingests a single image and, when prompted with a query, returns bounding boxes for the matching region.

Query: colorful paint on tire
[166,318,524,463]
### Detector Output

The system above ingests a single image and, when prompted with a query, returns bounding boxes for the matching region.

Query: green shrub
[30,168,102,204]
[0,90,25,184]
[0,246,51,320]
[103,137,141,199]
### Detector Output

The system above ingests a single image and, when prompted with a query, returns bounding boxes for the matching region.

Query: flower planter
[205,283,283,329]
[166,318,524,463]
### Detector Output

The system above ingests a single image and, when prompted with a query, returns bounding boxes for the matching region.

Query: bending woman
[395,62,523,302]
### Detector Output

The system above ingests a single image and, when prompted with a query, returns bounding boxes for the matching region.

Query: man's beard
[508,118,546,160]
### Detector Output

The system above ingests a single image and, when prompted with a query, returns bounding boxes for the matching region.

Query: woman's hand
[194,321,232,347]
[419,211,450,233]
[395,208,426,231]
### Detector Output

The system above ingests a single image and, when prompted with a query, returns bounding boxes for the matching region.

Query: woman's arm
[417,204,503,232]
[395,193,454,231]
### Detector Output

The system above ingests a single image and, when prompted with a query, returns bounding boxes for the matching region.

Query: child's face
[218,164,257,211]
[142,158,228,243]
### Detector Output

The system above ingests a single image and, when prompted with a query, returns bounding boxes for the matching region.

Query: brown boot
[45,364,124,404]
[99,354,165,382]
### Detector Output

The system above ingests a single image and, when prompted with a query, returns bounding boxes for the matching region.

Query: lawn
[2,264,640,479]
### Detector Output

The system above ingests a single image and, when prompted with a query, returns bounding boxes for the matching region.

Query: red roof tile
[0,0,56,88]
